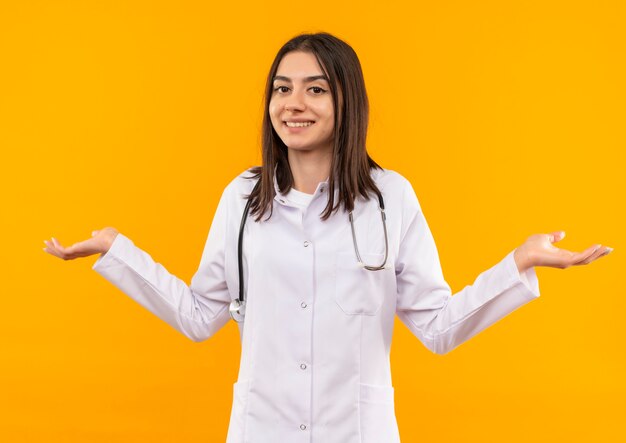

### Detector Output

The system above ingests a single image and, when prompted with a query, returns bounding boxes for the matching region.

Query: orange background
[1,0,624,441]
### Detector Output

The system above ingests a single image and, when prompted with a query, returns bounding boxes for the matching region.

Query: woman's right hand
[43,227,120,260]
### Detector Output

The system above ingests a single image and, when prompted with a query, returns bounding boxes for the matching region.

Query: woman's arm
[395,179,541,355]
[395,178,611,355]
[44,186,234,343]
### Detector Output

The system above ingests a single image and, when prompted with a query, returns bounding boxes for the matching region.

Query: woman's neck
[287,148,332,194]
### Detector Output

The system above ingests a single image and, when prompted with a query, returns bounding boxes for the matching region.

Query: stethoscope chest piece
[230,299,246,323]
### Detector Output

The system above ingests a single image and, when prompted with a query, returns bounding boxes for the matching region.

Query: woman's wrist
[514,245,533,274]
[101,230,119,253]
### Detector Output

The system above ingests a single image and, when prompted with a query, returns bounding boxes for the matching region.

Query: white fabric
[92,167,540,443]
[285,187,315,209]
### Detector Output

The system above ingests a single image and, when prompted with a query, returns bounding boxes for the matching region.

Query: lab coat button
[300,363,307,370]
[303,240,311,247]
[301,302,307,308]
[300,424,307,430]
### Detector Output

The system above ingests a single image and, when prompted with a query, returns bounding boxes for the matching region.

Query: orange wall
[2,1,624,441]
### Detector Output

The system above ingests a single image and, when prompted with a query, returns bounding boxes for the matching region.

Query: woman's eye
[273,86,326,94]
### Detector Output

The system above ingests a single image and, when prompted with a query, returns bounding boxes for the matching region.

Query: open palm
[43,227,119,260]
[520,231,612,270]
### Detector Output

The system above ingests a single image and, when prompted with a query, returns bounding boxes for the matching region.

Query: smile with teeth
[285,121,314,127]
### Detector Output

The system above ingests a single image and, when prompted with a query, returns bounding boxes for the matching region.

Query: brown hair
[247,32,382,221]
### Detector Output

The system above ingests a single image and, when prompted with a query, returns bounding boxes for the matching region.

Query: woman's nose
[284,90,306,111]
[285,103,305,112]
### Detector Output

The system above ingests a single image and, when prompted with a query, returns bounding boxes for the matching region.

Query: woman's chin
[283,140,333,154]
[285,143,317,152]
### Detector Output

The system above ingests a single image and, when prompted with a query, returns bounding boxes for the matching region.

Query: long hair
[247,32,382,222]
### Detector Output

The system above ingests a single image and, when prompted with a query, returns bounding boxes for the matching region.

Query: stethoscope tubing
[230,179,387,323]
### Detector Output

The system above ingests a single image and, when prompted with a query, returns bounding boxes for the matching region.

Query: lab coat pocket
[334,251,393,315]
[226,379,250,443]
[359,383,400,443]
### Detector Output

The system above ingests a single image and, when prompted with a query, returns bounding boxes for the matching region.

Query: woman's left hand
[514,231,613,272]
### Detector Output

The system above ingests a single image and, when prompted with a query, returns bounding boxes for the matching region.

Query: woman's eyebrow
[273,75,329,83]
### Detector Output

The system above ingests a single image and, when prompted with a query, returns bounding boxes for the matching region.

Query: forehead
[274,51,327,81]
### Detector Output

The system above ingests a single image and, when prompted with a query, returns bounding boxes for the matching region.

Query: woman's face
[269,51,340,155]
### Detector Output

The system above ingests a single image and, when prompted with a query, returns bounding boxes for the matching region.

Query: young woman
[44,32,612,443]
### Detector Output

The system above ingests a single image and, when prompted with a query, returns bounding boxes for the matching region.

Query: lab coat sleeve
[91,185,233,342]
[395,178,540,355]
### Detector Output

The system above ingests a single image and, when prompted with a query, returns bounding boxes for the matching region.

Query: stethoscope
[229,180,389,322]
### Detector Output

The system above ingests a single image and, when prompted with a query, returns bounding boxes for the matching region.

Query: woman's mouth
[284,121,315,128]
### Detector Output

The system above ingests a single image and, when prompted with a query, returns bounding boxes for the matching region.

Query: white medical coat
[92,167,540,443]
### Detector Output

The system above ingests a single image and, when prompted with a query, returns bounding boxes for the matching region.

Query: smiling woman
[248,33,379,223]
[270,54,336,157]
[43,31,612,443]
